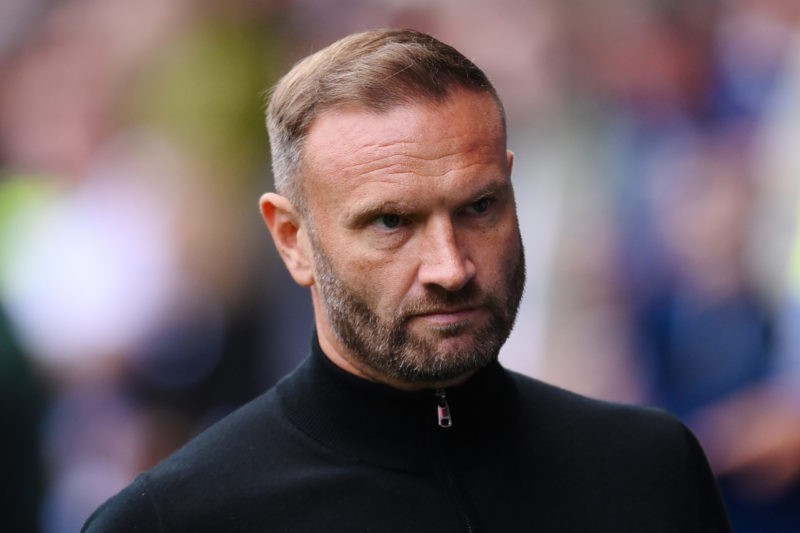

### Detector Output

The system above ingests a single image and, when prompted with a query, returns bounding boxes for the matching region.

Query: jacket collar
[275,332,522,471]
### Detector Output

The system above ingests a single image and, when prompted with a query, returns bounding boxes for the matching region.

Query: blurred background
[1,0,799,531]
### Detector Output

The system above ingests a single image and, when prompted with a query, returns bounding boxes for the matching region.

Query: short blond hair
[265,28,504,211]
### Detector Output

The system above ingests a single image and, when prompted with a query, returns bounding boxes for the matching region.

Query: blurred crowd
[1,0,799,531]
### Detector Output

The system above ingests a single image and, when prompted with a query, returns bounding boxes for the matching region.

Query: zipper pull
[435,390,452,428]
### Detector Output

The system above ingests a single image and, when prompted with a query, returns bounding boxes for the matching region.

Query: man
[83,29,730,532]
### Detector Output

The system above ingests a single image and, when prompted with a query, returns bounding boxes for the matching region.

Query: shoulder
[82,388,288,532]
[508,370,709,473]
[510,370,681,430]
[158,386,285,475]
[81,474,160,532]
[504,371,729,530]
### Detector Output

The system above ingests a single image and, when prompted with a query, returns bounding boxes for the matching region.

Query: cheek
[316,223,418,312]
[356,255,419,312]
[474,220,521,277]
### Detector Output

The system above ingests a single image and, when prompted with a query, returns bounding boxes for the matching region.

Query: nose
[417,218,476,291]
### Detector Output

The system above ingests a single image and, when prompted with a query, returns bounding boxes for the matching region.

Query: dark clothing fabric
[83,336,730,532]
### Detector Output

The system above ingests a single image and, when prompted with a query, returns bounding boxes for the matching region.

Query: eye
[377,214,403,229]
[466,197,492,214]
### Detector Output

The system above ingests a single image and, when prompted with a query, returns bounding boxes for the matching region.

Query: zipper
[435,389,452,428]
[433,389,476,531]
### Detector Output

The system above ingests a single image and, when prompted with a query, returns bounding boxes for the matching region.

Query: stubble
[310,229,526,385]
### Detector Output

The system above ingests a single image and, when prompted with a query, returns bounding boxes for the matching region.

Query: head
[261,29,524,390]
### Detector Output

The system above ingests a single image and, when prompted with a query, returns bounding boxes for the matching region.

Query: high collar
[275,333,522,472]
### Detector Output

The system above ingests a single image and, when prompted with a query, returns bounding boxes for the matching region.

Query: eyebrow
[469,179,510,201]
[344,177,511,229]
[345,200,414,228]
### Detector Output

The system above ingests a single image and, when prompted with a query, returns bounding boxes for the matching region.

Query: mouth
[411,306,481,326]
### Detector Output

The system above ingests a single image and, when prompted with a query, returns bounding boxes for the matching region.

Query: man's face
[301,89,525,388]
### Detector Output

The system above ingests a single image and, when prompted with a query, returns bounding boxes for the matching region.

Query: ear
[260,193,314,287]
[506,150,515,174]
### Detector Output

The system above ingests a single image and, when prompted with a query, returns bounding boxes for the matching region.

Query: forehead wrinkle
[337,140,501,181]
[336,142,418,177]
[302,91,508,219]
[305,95,504,179]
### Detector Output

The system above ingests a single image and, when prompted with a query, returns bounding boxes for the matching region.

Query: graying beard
[311,230,525,384]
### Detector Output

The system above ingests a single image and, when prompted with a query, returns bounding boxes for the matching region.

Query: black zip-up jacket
[83,335,730,532]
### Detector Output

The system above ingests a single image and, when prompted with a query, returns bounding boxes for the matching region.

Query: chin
[415,329,477,350]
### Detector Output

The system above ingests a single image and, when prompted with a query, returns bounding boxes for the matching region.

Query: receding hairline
[266,30,505,138]
[303,88,505,182]
[304,87,507,153]
[265,29,507,209]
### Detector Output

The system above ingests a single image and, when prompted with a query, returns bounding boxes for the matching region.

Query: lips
[412,306,481,325]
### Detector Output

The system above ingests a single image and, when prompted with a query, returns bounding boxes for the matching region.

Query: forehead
[301,90,507,202]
